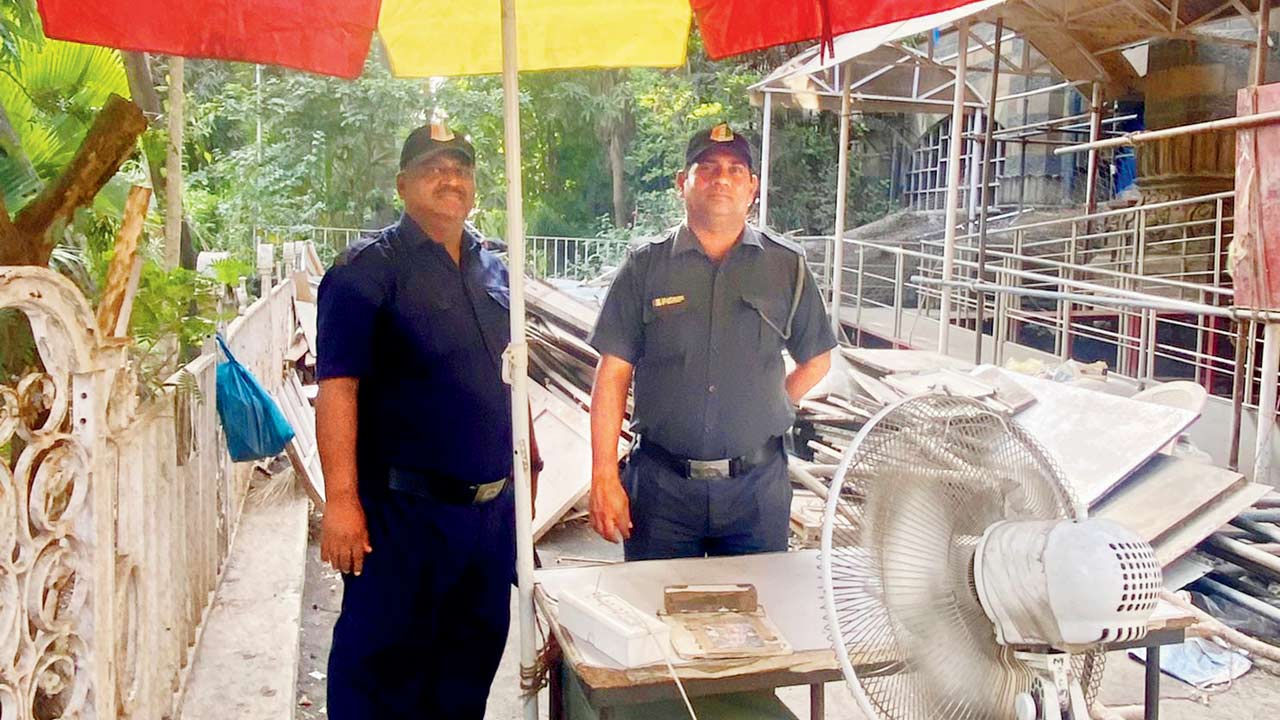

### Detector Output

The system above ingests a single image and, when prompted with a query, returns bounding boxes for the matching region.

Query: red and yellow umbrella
[32,1,990,716]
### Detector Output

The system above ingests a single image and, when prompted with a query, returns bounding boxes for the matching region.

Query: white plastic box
[557,589,670,668]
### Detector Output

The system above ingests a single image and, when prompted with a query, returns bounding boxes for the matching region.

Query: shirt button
[708,384,717,393]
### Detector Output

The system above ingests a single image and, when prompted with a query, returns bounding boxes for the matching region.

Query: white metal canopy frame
[752,0,1274,353]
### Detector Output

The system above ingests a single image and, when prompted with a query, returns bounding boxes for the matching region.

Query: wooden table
[533,550,1196,720]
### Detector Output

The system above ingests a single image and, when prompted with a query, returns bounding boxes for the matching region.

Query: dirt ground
[297,511,1280,719]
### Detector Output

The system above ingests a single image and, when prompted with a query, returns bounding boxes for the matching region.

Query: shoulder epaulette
[333,227,393,268]
[756,226,804,255]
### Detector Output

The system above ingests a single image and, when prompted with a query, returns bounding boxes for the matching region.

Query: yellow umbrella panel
[378,0,692,77]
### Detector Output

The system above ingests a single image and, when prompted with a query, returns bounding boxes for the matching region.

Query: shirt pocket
[741,292,791,354]
[641,296,691,360]
[398,284,469,361]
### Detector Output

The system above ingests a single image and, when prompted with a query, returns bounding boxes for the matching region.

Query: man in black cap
[316,121,541,718]
[587,122,836,560]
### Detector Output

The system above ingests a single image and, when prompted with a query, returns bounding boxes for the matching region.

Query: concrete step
[178,486,310,719]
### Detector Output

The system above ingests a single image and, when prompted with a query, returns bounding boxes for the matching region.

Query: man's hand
[321,495,372,575]
[590,464,632,543]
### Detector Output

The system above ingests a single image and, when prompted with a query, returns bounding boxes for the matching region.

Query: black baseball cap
[685,122,754,172]
[399,121,475,170]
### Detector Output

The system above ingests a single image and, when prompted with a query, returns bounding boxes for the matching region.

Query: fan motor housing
[974,518,1161,650]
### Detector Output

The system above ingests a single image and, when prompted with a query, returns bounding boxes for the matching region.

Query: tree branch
[2,94,147,266]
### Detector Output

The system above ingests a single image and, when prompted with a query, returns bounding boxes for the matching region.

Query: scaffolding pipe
[829,66,853,334]
[1084,82,1103,216]
[1257,325,1279,484]
[995,79,1089,104]
[914,276,1280,321]
[938,18,970,352]
[1253,0,1271,86]
[1250,0,1274,487]
[1053,109,1280,155]
[1230,320,1252,471]
[974,16,1003,365]
[759,91,774,228]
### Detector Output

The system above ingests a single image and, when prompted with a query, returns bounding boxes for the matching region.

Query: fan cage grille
[820,394,1105,720]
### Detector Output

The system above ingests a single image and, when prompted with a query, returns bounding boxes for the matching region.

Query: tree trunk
[164,56,184,270]
[123,51,197,270]
[609,129,628,227]
[1,94,147,267]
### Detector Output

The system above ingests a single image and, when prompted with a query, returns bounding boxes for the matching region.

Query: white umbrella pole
[938,18,970,353]
[498,1,538,719]
[829,68,852,335]
[759,91,774,228]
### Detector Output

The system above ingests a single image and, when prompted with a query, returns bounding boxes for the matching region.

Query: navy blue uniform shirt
[316,214,513,486]
[589,224,837,460]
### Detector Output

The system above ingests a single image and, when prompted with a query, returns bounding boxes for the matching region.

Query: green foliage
[0,29,132,202]
[127,262,228,388]
[183,45,428,249]
[207,255,254,286]
[0,0,40,69]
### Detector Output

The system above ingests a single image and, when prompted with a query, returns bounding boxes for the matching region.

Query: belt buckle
[687,459,731,479]
[473,478,506,504]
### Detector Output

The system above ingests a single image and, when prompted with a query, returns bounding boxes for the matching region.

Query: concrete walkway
[180,483,310,719]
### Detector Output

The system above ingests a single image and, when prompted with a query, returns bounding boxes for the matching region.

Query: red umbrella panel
[692,0,983,58]
[38,0,989,80]
[37,0,380,79]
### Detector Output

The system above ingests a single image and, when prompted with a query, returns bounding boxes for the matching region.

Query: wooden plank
[531,383,593,541]
[273,380,325,508]
[526,277,600,337]
[1092,454,1246,541]
[284,439,325,508]
[841,348,973,377]
[1000,371,1199,505]
[969,365,1036,413]
[882,369,996,399]
[846,368,901,405]
[1151,482,1271,566]
[293,298,317,357]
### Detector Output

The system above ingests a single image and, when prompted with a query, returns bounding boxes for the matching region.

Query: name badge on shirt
[652,294,686,309]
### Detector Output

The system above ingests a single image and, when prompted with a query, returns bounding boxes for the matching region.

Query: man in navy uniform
[587,122,836,560]
[316,121,541,718]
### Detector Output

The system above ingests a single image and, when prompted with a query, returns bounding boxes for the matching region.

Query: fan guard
[819,394,1102,720]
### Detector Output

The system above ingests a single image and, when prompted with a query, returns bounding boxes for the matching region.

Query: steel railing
[799,190,1254,404]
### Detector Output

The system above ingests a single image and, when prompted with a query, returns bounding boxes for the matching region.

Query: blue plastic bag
[214,333,295,461]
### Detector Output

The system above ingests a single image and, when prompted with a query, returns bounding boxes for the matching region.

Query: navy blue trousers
[327,481,515,719]
[622,448,792,561]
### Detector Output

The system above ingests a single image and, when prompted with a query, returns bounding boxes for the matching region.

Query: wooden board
[970,365,1036,413]
[1000,371,1199,505]
[530,383,593,541]
[1151,482,1272,566]
[882,369,995,399]
[273,376,325,508]
[526,277,600,338]
[847,367,903,405]
[841,348,973,377]
[293,298,317,358]
[1092,454,1246,541]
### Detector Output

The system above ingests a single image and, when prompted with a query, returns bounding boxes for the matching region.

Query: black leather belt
[637,436,783,479]
[387,467,508,505]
